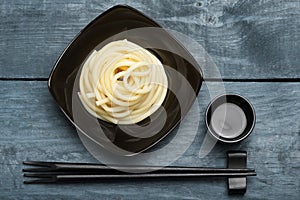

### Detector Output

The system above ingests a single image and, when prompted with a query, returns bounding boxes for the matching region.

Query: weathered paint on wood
[0,0,299,79]
[0,81,299,199]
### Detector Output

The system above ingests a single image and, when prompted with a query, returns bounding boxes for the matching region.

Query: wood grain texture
[0,0,299,79]
[1,0,299,199]
[0,81,299,199]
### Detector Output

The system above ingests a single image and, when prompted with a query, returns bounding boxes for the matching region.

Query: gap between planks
[1,77,300,82]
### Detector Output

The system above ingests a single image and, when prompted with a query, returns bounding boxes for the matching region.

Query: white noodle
[79,39,168,124]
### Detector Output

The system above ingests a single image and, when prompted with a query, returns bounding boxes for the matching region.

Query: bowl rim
[205,93,256,143]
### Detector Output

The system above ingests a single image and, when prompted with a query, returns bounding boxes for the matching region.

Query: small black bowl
[205,94,255,143]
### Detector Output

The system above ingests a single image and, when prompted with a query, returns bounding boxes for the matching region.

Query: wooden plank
[0,80,299,199]
[0,0,299,79]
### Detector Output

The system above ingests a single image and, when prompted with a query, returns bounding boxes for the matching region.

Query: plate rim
[48,4,203,156]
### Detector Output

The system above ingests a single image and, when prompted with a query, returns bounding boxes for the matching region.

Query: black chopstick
[23,161,255,174]
[23,172,257,184]
[23,161,256,184]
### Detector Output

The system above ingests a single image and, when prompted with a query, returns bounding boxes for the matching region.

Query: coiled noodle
[78,39,168,124]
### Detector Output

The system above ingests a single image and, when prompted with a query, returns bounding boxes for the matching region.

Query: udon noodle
[78,39,168,124]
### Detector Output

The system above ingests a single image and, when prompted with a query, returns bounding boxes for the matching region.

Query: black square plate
[48,5,202,155]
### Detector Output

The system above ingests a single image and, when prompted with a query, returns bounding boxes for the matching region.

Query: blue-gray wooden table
[1,0,299,199]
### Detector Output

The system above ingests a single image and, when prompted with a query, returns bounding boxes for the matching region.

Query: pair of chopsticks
[23,161,256,184]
